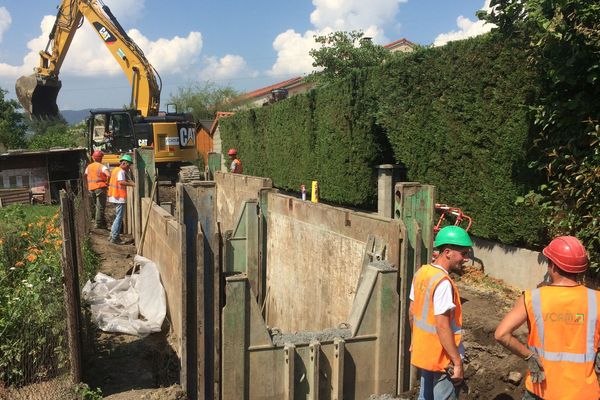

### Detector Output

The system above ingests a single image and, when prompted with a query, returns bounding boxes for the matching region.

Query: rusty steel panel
[221,260,399,399]
[0,188,31,205]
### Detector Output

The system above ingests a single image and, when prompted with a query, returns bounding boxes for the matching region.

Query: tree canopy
[308,31,392,84]
[0,89,27,150]
[168,81,239,121]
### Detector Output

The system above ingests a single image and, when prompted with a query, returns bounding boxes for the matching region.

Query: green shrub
[221,34,550,247]
[375,36,545,246]
[0,205,67,386]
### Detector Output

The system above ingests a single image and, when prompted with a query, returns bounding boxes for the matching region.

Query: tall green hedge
[375,37,544,245]
[221,34,546,247]
[221,72,389,206]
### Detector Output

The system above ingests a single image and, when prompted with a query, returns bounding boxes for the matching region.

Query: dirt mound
[396,269,529,400]
[458,284,527,399]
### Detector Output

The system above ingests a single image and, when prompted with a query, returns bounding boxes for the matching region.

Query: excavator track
[178,165,203,183]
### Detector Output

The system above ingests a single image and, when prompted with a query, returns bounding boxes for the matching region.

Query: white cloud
[0,11,203,79]
[200,54,257,81]
[268,0,405,77]
[269,29,322,76]
[0,7,11,42]
[127,29,203,74]
[433,0,494,47]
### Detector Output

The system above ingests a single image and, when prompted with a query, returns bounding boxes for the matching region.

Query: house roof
[241,37,415,102]
[210,112,235,134]
[242,76,304,100]
[384,38,415,50]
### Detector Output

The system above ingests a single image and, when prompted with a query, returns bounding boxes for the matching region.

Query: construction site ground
[81,209,185,399]
[80,211,529,400]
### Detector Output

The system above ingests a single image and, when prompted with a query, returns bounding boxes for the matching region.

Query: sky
[0,0,493,111]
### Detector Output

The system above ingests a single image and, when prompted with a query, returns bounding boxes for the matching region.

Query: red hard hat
[228,148,237,156]
[92,150,104,161]
[543,236,589,273]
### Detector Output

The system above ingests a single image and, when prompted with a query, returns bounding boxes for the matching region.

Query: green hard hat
[120,154,133,163]
[434,226,473,248]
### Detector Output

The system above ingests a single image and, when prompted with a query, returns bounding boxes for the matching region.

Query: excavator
[15,0,200,181]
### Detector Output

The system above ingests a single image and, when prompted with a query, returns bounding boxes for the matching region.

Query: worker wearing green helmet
[410,225,473,399]
[107,154,135,245]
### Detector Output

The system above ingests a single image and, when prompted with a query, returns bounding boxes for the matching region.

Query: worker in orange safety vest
[410,225,473,399]
[228,148,243,174]
[84,150,110,229]
[495,236,599,400]
[108,154,135,245]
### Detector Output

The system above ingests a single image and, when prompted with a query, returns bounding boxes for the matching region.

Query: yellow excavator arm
[16,0,160,118]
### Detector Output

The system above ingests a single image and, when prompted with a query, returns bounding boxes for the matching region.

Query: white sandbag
[82,255,166,336]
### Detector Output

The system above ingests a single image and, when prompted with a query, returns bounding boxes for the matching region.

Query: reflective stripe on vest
[414,271,463,335]
[411,264,463,372]
[107,167,127,200]
[530,288,597,363]
[87,162,108,190]
[525,286,600,400]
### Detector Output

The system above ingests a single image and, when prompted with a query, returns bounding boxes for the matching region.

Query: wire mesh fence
[0,180,93,400]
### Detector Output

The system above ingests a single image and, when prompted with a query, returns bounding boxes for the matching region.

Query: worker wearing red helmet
[228,148,243,174]
[84,150,110,229]
[495,236,599,400]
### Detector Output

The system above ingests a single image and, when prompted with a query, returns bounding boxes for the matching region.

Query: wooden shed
[0,147,87,205]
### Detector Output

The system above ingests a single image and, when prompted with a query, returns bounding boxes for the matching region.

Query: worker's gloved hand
[525,353,545,383]
[594,350,600,375]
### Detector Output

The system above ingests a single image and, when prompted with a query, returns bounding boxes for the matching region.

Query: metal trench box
[221,260,399,400]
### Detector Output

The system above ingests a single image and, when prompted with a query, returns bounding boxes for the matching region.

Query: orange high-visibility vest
[86,162,108,190]
[231,158,243,174]
[107,166,127,201]
[411,264,463,372]
[524,286,600,400]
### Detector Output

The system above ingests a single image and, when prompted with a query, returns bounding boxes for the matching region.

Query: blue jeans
[418,369,459,400]
[110,203,125,240]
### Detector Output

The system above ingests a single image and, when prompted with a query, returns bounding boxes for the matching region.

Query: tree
[27,120,85,149]
[481,0,600,269]
[168,81,240,121]
[308,31,392,84]
[0,89,27,149]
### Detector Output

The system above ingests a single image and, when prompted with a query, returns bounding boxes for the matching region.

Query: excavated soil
[396,267,529,399]
[3,198,531,399]
[81,207,184,400]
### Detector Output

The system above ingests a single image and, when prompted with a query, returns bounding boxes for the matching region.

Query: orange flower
[15,261,25,267]
[42,239,51,244]
[26,254,37,263]
[55,239,63,246]
[0,239,3,245]
[20,232,28,237]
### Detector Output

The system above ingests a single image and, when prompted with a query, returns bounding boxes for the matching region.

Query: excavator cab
[15,75,61,119]
[88,109,138,166]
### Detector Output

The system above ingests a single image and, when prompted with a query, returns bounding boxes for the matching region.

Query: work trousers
[418,369,459,400]
[89,188,107,228]
[110,202,125,240]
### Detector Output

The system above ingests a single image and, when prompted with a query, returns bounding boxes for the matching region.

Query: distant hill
[61,109,90,125]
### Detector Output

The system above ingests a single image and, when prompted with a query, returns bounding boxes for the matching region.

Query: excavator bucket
[15,74,61,119]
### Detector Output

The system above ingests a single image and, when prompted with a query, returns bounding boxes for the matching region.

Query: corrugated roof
[0,147,87,159]
[0,188,31,206]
